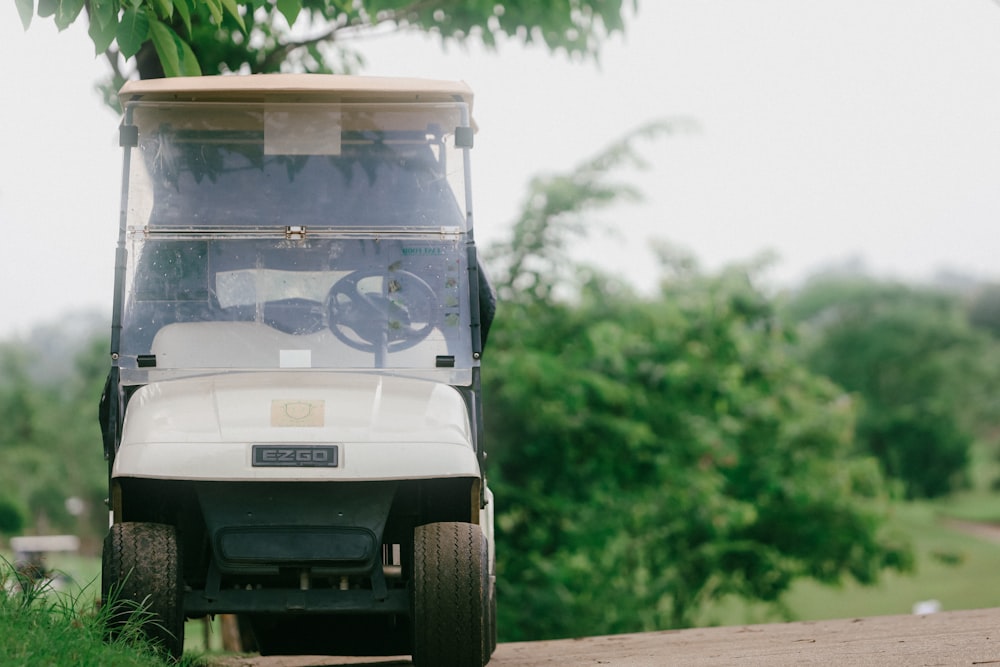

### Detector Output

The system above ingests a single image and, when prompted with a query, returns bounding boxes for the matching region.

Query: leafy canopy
[17,0,633,104]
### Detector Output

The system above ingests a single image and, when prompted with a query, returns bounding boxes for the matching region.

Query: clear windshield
[117,100,475,385]
[124,101,470,232]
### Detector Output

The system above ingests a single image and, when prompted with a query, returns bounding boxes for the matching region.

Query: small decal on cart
[271,399,325,427]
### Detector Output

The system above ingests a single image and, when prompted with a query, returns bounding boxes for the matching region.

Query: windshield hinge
[285,225,306,240]
[119,124,138,147]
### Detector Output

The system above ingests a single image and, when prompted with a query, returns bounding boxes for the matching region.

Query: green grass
[694,438,1000,627]
[931,489,1000,523]
[785,502,1000,620]
[0,556,212,666]
[0,546,241,660]
[695,496,1000,627]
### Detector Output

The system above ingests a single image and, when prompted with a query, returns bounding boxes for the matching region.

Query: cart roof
[119,74,473,108]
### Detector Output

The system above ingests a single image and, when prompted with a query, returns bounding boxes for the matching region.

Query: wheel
[327,269,438,353]
[102,522,184,659]
[412,522,488,667]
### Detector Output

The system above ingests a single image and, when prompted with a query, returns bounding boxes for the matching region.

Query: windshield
[124,101,470,233]
[116,99,475,385]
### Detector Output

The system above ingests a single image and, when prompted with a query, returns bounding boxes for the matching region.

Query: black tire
[412,522,488,667]
[102,522,184,659]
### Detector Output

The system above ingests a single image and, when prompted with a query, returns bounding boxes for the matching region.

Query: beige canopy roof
[119,74,473,109]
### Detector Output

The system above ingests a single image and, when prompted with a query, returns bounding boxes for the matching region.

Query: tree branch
[256,0,465,73]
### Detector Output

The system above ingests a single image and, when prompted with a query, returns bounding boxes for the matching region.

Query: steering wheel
[262,298,326,335]
[326,269,438,353]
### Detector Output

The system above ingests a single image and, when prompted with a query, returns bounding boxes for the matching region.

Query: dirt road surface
[215,606,1000,666]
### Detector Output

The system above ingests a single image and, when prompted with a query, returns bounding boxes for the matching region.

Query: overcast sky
[2,1,1000,338]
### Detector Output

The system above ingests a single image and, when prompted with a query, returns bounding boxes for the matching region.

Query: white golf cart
[99,75,496,665]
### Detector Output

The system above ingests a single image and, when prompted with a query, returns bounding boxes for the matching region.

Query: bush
[864,407,971,499]
[0,497,25,535]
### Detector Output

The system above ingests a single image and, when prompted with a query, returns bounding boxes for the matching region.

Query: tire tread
[413,521,487,667]
[102,522,183,658]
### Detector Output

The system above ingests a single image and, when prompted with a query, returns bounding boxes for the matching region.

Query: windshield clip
[285,225,307,240]
[119,123,138,147]
[455,126,474,148]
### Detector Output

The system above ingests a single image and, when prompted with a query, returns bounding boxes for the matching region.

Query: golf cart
[99,75,496,665]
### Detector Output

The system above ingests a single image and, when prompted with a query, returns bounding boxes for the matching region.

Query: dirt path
[945,519,1000,545]
[214,606,1000,666]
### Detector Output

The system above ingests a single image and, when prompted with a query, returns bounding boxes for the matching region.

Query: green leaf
[149,18,180,76]
[54,0,86,30]
[88,8,117,54]
[178,37,202,76]
[173,0,192,36]
[219,0,245,31]
[203,0,223,25]
[150,0,173,19]
[15,0,33,30]
[148,18,199,77]
[116,6,150,59]
[36,0,57,18]
[275,0,301,27]
[90,0,116,29]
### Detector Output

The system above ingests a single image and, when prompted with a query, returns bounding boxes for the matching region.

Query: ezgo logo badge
[252,445,339,467]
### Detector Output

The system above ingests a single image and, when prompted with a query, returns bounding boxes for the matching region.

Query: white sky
[2,1,1000,337]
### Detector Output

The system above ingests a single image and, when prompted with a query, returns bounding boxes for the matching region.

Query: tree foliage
[786,278,997,498]
[0,323,110,543]
[18,0,633,105]
[969,283,1000,339]
[483,132,912,639]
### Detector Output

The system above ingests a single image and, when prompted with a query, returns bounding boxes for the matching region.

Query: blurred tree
[0,344,38,448]
[483,132,911,639]
[786,278,995,498]
[969,283,1000,339]
[0,327,109,545]
[17,0,633,106]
